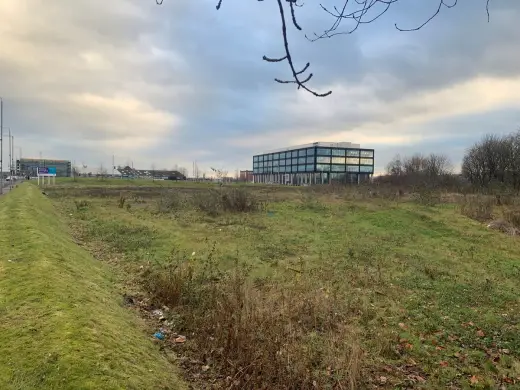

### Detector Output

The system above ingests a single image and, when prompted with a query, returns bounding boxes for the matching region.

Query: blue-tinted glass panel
[253,156,258,162]
[332,149,345,156]
[291,150,298,158]
[292,158,298,165]
[306,156,314,164]
[359,166,373,173]
[280,152,286,159]
[267,161,272,167]
[285,159,291,166]
[331,164,345,172]
[306,164,314,172]
[273,160,279,167]
[298,157,306,164]
[360,158,373,165]
[316,164,330,172]
[347,165,359,172]
[273,166,279,173]
[346,157,359,164]
[347,150,359,157]
[360,150,374,158]
[317,156,331,164]
[268,154,272,161]
[317,148,331,156]
[307,148,315,156]
[298,149,306,157]
[298,165,306,172]
[332,157,345,164]
[279,166,285,173]
[273,153,279,159]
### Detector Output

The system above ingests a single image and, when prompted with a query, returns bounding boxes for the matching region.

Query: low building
[16,158,71,177]
[239,170,253,182]
[116,166,186,180]
[252,142,374,185]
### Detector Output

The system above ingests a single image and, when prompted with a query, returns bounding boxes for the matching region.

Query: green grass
[50,186,520,388]
[0,184,186,390]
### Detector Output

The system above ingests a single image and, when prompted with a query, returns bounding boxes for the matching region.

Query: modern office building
[252,142,374,185]
[16,158,72,177]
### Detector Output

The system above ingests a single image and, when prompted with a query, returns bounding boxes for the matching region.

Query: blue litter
[154,332,165,340]
[267,211,275,217]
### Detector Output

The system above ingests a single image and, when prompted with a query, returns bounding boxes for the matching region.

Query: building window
[253,156,258,162]
[291,150,298,158]
[298,165,306,172]
[274,153,279,160]
[346,157,359,165]
[359,166,373,173]
[267,161,272,167]
[273,166,279,173]
[332,149,345,156]
[332,157,345,164]
[291,158,297,165]
[347,165,359,172]
[316,164,330,172]
[298,157,306,165]
[298,149,306,157]
[317,148,331,156]
[347,150,359,157]
[307,147,315,156]
[273,160,279,167]
[284,159,290,166]
[360,150,374,158]
[268,154,273,161]
[331,164,345,172]
[306,156,314,164]
[279,166,286,173]
[317,156,331,164]
[306,164,314,172]
[360,158,373,165]
[291,165,298,173]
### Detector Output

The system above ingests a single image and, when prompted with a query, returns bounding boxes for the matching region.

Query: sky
[1,0,520,176]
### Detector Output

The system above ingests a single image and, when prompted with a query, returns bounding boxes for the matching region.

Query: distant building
[253,142,374,185]
[17,158,71,177]
[116,166,186,180]
[239,170,253,182]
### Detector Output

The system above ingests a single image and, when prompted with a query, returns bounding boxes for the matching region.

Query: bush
[143,248,361,390]
[459,195,494,221]
[74,199,90,211]
[192,187,264,216]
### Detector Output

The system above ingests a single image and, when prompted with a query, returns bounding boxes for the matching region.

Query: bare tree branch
[156,0,493,97]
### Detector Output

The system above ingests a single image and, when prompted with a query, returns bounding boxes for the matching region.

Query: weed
[143,248,362,390]
[74,199,90,211]
[459,194,494,221]
[118,195,126,208]
[192,188,264,216]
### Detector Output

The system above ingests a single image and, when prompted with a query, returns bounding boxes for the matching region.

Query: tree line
[383,129,520,190]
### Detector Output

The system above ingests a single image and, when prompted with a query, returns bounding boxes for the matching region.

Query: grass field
[40,181,520,389]
[0,184,186,390]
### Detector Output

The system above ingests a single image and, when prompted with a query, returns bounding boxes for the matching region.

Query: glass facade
[253,146,374,176]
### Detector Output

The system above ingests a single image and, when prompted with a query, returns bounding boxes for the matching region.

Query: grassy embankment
[0,184,185,390]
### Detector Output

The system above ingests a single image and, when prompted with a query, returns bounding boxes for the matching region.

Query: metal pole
[0,98,3,194]
[8,128,11,189]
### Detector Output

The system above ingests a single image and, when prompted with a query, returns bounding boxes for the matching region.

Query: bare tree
[156,0,493,97]
[98,164,108,181]
[151,163,156,181]
[178,166,188,178]
[386,154,403,176]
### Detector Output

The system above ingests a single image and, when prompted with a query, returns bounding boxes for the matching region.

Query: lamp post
[1,97,3,194]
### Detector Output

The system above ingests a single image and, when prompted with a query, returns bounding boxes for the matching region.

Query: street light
[1,97,3,194]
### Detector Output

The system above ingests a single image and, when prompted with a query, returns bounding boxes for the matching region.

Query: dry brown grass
[143,250,363,390]
[458,194,495,221]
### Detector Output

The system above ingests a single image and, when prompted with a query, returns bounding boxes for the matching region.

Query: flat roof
[19,158,70,162]
[257,142,363,155]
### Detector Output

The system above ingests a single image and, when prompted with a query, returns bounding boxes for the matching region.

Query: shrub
[459,195,494,221]
[192,187,264,216]
[74,199,90,211]
[143,248,361,390]
[117,195,126,208]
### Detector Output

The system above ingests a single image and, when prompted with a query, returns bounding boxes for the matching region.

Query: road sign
[48,167,56,175]
[38,167,49,174]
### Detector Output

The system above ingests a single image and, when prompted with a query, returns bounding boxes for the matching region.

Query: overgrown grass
[0,184,186,390]
[53,184,520,389]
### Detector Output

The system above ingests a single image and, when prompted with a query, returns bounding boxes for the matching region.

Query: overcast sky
[1,0,519,176]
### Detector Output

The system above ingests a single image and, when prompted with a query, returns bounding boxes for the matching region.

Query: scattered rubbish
[8,259,13,263]
[154,332,165,340]
[191,252,196,256]
[202,365,210,372]
[267,211,275,217]
[175,335,187,343]
[152,309,164,317]
[123,294,135,306]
